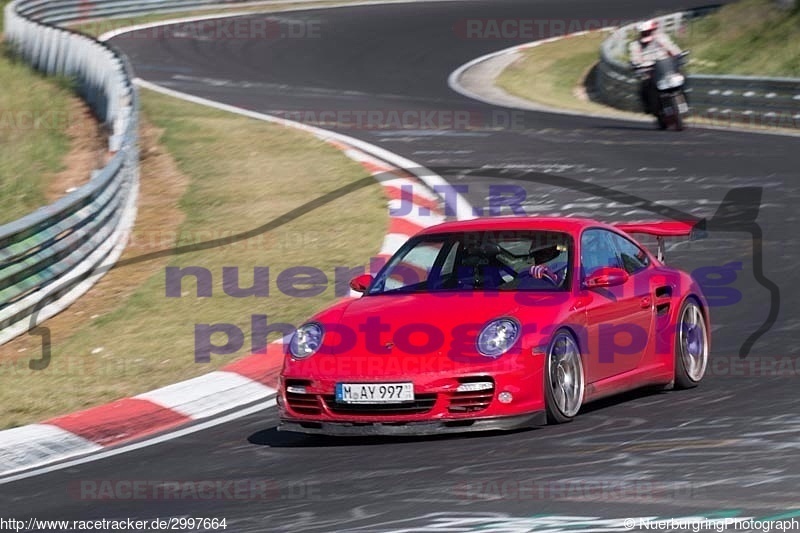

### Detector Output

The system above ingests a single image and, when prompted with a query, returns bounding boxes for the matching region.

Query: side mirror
[584,267,629,289]
[349,274,374,293]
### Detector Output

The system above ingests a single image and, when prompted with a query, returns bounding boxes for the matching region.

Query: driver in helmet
[527,244,568,287]
[629,20,682,113]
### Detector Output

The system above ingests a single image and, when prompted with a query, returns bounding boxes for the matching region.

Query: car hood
[342,291,520,331]
[310,291,570,357]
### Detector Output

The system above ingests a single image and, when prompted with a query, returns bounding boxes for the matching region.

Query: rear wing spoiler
[614,221,702,262]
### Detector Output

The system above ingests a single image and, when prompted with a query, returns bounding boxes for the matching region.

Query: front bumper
[279,411,546,436]
[277,358,546,434]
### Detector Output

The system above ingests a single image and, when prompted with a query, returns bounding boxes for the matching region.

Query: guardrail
[594,8,800,129]
[1,0,313,346]
[0,0,143,345]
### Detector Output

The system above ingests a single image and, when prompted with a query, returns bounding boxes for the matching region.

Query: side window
[580,229,621,278]
[610,233,650,274]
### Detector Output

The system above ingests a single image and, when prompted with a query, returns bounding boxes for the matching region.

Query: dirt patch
[43,98,107,202]
[0,116,189,363]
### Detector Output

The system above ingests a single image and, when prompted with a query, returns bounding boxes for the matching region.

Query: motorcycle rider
[629,20,682,114]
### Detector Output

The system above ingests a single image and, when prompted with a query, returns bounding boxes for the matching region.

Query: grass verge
[678,0,800,77]
[495,31,627,116]
[0,88,387,429]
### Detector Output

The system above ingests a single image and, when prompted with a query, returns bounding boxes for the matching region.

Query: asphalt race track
[3,0,799,530]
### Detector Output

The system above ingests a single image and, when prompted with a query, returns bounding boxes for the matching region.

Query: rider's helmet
[638,20,658,44]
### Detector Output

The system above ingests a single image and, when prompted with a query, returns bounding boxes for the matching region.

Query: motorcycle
[634,51,690,131]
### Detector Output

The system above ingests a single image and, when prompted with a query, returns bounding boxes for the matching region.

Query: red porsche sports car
[278,217,710,435]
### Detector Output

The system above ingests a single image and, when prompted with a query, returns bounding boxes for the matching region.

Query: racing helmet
[638,20,658,44]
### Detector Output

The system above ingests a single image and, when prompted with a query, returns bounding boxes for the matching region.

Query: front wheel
[544,329,585,423]
[674,299,709,388]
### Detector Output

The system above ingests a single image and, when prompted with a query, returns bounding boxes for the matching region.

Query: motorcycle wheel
[673,95,686,131]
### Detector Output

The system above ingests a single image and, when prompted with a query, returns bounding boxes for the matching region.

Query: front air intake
[448,378,495,413]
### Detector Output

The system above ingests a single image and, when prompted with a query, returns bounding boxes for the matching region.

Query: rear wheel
[673,95,686,131]
[674,299,709,388]
[544,330,585,423]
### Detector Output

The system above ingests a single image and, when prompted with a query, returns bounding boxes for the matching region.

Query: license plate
[678,103,689,113]
[335,382,414,404]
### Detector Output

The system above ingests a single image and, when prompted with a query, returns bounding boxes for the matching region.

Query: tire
[673,96,685,131]
[657,114,668,130]
[674,299,709,389]
[544,329,585,424]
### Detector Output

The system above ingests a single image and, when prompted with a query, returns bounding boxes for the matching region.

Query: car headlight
[290,323,324,359]
[476,318,520,358]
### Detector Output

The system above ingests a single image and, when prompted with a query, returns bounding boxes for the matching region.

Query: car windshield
[368,230,572,294]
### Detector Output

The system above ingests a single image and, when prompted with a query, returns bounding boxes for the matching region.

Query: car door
[580,229,651,383]
[608,231,655,369]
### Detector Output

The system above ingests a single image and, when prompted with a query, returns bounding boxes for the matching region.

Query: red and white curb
[0,81,469,479]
